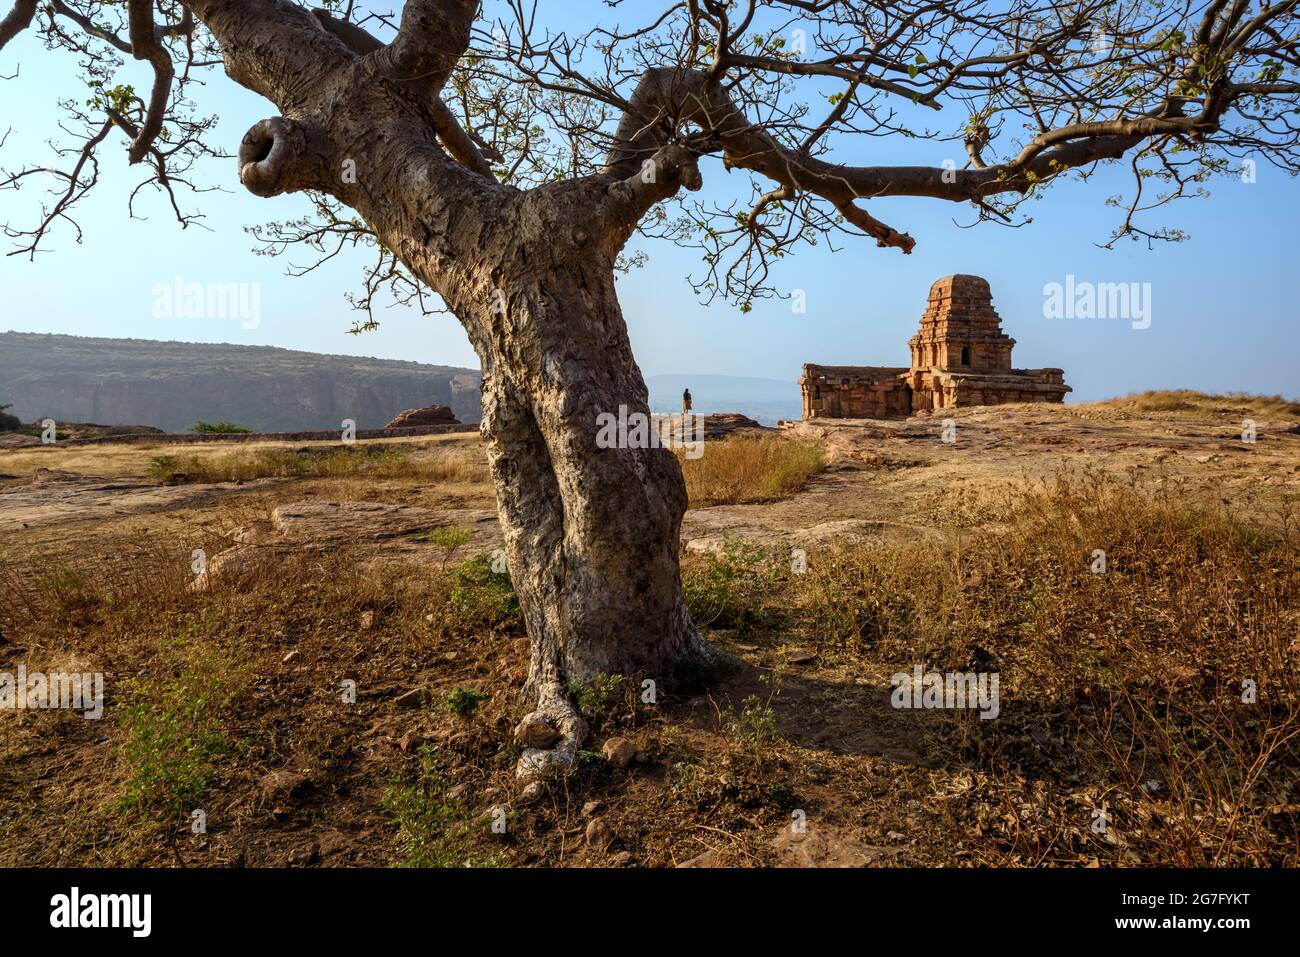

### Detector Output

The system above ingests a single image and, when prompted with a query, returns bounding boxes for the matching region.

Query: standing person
[682,388,692,414]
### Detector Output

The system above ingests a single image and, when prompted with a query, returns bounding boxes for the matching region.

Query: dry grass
[1,419,1294,867]
[145,441,490,486]
[0,536,523,867]
[679,436,825,507]
[1089,389,1300,419]
[0,433,489,486]
[775,473,1300,864]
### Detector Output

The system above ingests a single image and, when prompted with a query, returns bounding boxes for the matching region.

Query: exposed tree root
[514,678,588,782]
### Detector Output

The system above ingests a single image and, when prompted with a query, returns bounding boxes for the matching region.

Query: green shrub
[448,554,519,629]
[444,685,489,718]
[116,645,242,820]
[190,421,255,434]
[381,745,498,867]
[566,673,627,723]
[682,540,781,631]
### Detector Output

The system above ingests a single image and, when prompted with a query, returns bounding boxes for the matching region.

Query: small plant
[670,760,705,798]
[448,554,519,630]
[189,420,255,434]
[381,744,497,867]
[445,685,489,718]
[116,643,243,820]
[567,672,627,723]
[724,671,783,759]
[682,540,780,630]
[428,525,471,569]
[0,402,20,432]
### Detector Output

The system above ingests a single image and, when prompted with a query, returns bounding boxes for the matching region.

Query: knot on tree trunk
[237,116,325,198]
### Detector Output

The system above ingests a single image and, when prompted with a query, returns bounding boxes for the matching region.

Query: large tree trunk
[196,0,714,778]
[471,242,711,777]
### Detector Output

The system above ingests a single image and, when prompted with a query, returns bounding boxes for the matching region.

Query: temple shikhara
[799,275,1070,418]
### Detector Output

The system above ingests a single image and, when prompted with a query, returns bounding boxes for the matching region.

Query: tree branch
[376,0,477,96]
[126,0,174,164]
[310,7,496,177]
[0,0,36,51]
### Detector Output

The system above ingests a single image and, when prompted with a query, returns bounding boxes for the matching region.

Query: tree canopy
[3,1,1297,318]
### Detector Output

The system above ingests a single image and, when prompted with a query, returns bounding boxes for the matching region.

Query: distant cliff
[0,332,482,432]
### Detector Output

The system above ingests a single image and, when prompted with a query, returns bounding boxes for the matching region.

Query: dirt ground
[1,394,1296,867]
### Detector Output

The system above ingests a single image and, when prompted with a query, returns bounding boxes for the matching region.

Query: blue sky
[1,4,1296,403]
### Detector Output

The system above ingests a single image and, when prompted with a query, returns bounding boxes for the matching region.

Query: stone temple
[799,275,1070,418]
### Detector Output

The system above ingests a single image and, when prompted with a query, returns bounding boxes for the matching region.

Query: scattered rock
[608,851,634,867]
[515,713,562,749]
[700,412,772,440]
[601,736,636,769]
[447,783,471,801]
[359,610,375,630]
[677,848,724,867]
[281,649,299,664]
[771,826,901,867]
[787,648,817,664]
[581,800,602,818]
[259,770,308,802]
[585,817,615,851]
[517,781,544,806]
[287,841,320,866]
[394,687,424,709]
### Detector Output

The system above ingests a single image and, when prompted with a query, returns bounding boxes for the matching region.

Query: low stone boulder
[385,405,460,428]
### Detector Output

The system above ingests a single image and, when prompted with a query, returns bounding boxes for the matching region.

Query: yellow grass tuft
[1088,389,1300,419]
[679,436,824,507]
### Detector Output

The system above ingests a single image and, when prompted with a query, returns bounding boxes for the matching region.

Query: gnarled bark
[458,186,713,778]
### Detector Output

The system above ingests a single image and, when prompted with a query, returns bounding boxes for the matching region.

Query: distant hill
[647,373,801,425]
[0,332,482,432]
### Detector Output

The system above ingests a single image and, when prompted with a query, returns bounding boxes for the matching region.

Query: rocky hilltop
[0,332,482,432]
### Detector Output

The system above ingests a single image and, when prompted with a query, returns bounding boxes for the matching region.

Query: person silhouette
[682,388,692,414]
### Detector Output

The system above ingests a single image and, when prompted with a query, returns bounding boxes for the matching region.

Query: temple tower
[798,274,1069,419]
[907,274,1015,374]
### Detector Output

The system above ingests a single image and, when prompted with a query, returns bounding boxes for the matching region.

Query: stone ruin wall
[799,366,911,419]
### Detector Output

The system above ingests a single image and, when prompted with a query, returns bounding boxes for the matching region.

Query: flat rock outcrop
[0,468,283,532]
[385,405,460,428]
[701,413,772,440]
[190,500,500,591]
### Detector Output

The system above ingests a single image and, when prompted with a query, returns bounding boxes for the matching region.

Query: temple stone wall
[800,275,1070,419]
[799,366,911,419]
